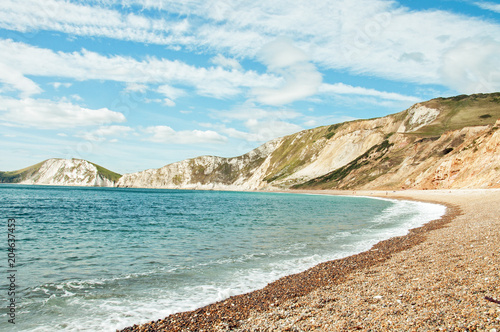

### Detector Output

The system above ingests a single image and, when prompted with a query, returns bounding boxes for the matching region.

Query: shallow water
[0,185,445,331]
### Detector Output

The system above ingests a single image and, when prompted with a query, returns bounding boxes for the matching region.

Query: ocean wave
[8,190,446,332]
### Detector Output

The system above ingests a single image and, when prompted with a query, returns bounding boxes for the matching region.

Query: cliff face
[295,120,500,190]
[3,93,500,190]
[295,94,500,190]
[118,93,500,190]
[116,138,282,190]
[0,158,120,187]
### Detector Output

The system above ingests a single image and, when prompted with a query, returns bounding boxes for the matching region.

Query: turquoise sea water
[0,185,445,331]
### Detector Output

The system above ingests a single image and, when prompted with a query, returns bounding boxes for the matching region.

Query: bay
[0,185,445,331]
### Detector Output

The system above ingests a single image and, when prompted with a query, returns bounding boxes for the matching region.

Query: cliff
[295,94,500,190]
[0,158,121,187]
[2,93,500,190]
[117,93,500,190]
[116,138,281,190]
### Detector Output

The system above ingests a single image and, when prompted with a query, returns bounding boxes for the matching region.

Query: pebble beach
[120,189,500,332]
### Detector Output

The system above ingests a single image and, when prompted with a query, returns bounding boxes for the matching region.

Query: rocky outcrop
[0,158,120,187]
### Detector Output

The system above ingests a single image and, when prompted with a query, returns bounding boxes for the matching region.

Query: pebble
[118,191,500,332]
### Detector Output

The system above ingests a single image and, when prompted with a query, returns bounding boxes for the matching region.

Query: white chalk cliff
[1,158,119,187]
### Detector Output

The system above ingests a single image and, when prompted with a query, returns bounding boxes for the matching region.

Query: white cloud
[163,98,176,107]
[440,38,500,94]
[0,62,42,97]
[51,82,72,90]
[130,0,500,92]
[209,101,304,142]
[194,78,243,99]
[474,1,500,13]
[0,39,279,100]
[219,119,302,142]
[125,83,148,93]
[319,83,420,102]
[1,0,499,95]
[145,98,163,104]
[71,94,83,101]
[0,96,126,129]
[258,37,309,70]
[210,54,242,70]
[0,0,190,46]
[212,103,301,121]
[252,38,322,105]
[76,125,134,142]
[157,84,186,100]
[303,119,317,127]
[143,126,227,144]
[245,118,302,141]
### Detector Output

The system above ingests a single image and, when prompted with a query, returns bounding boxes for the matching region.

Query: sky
[0,0,499,174]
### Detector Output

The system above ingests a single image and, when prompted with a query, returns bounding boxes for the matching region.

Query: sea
[0,184,446,331]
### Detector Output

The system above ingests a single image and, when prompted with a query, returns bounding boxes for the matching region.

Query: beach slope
[120,189,500,331]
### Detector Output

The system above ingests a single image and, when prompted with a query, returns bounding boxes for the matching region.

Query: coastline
[119,189,500,331]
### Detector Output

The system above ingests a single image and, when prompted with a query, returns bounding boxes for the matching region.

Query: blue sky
[1,0,499,174]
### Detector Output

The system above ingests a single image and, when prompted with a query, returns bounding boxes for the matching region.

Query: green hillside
[0,161,46,183]
[89,162,122,182]
[409,93,500,136]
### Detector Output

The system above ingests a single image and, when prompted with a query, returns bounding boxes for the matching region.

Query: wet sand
[119,189,500,332]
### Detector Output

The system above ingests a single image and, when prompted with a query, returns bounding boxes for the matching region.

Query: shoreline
[119,189,500,332]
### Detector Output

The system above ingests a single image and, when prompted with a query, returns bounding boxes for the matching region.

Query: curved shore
[119,189,500,331]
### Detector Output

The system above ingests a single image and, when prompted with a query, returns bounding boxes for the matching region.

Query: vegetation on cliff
[0,161,45,183]
[408,93,500,136]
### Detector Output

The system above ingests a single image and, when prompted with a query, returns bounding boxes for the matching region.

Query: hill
[117,93,500,190]
[0,158,121,187]
[2,93,499,190]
